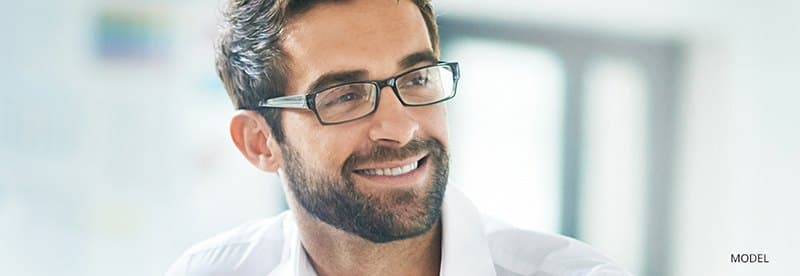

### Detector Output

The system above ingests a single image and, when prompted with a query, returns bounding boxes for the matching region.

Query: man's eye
[323,92,362,107]
[406,75,430,86]
[338,92,360,102]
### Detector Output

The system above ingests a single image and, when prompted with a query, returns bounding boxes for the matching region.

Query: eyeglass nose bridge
[373,77,404,105]
[375,77,398,91]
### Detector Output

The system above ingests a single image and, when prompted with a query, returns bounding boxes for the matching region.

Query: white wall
[1,1,285,275]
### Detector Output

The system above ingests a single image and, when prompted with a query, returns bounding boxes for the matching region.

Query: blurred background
[1,0,798,275]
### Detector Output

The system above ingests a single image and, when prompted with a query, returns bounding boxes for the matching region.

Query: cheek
[416,106,450,145]
[315,132,363,167]
[282,112,365,169]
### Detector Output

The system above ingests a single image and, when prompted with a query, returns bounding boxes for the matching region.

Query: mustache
[342,139,445,172]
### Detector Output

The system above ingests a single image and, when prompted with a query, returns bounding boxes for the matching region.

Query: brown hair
[216,0,439,143]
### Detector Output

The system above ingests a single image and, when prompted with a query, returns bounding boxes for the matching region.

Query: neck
[292,205,443,276]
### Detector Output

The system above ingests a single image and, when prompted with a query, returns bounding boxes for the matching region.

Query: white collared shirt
[167,188,631,276]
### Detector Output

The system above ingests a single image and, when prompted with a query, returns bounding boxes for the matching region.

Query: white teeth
[358,160,419,176]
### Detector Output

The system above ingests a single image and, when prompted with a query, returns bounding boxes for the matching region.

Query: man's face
[277,0,450,243]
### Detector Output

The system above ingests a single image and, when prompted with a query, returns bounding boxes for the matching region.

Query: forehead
[282,0,433,92]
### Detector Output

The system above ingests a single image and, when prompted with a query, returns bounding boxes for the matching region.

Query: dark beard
[280,139,448,243]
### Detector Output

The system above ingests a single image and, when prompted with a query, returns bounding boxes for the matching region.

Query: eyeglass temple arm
[258,95,310,109]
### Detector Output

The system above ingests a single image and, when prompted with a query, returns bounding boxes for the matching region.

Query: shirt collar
[267,212,318,276]
[439,187,498,276]
[279,187,497,276]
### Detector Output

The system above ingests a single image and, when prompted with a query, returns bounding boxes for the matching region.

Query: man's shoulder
[482,217,632,276]
[165,212,290,276]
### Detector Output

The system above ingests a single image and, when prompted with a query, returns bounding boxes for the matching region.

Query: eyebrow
[306,50,439,93]
[307,70,368,93]
[399,50,438,69]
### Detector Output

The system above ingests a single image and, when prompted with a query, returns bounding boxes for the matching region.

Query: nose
[367,86,419,147]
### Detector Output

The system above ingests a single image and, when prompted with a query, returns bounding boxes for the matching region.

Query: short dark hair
[216,0,440,143]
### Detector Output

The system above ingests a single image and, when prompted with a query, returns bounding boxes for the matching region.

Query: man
[168,0,630,275]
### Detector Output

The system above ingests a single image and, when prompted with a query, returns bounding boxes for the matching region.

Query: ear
[230,110,283,172]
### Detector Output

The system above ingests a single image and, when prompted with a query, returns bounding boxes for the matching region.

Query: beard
[280,138,449,243]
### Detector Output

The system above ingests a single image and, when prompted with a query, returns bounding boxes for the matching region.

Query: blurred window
[580,57,648,273]
[439,17,682,276]
[446,39,565,233]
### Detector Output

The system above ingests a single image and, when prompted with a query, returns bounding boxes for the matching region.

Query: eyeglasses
[255,62,460,125]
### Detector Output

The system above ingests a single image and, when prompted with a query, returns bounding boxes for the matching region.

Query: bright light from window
[580,56,647,274]
[446,39,565,233]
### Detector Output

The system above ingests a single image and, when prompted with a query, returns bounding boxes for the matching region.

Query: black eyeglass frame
[252,61,460,125]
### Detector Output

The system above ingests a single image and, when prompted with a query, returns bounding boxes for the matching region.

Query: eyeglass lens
[313,65,455,123]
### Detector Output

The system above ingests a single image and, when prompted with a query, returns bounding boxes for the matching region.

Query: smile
[353,156,427,177]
